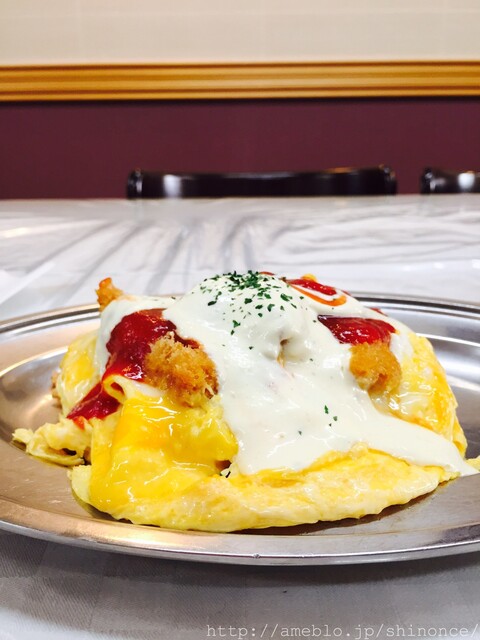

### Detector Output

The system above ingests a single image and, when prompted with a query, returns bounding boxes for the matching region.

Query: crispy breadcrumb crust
[96,277,123,311]
[144,333,218,407]
[350,341,401,394]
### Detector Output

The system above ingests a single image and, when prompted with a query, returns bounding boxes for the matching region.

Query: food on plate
[13,272,478,532]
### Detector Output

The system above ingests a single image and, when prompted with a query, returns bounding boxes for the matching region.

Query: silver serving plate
[0,296,479,566]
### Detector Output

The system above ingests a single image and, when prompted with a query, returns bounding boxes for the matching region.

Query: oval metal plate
[0,295,479,566]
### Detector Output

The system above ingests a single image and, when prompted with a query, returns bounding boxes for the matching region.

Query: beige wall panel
[1,0,479,63]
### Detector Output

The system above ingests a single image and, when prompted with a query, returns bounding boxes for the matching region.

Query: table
[0,196,479,640]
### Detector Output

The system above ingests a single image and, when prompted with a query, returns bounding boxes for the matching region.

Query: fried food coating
[96,277,123,311]
[350,341,401,394]
[144,333,218,407]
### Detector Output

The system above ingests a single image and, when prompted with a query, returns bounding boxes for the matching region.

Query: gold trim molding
[1,61,480,101]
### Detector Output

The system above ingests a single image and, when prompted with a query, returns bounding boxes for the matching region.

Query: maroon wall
[1,98,479,198]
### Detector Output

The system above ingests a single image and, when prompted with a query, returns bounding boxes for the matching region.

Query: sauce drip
[68,309,195,422]
[286,278,338,297]
[318,316,395,345]
[68,382,120,422]
[286,278,347,306]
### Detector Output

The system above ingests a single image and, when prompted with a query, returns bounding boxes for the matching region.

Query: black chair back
[420,167,480,194]
[126,166,397,199]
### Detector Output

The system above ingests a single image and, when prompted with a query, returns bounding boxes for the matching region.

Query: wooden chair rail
[1,61,480,101]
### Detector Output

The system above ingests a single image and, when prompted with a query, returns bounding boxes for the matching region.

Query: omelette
[13,272,478,532]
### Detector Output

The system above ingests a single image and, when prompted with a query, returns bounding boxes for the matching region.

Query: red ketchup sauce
[286,278,338,297]
[317,316,395,345]
[67,382,120,423]
[68,308,195,424]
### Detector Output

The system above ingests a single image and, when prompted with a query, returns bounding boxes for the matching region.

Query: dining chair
[420,167,480,194]
[126,166,397,198]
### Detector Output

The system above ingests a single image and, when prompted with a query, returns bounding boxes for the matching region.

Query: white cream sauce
[97,274,475,477]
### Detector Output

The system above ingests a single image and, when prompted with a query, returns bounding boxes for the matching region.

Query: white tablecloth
[0,196,479,640]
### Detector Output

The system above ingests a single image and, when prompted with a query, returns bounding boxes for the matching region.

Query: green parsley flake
[199,271,302,332]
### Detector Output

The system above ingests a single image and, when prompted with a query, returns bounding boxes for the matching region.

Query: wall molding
[1,61,480,101]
